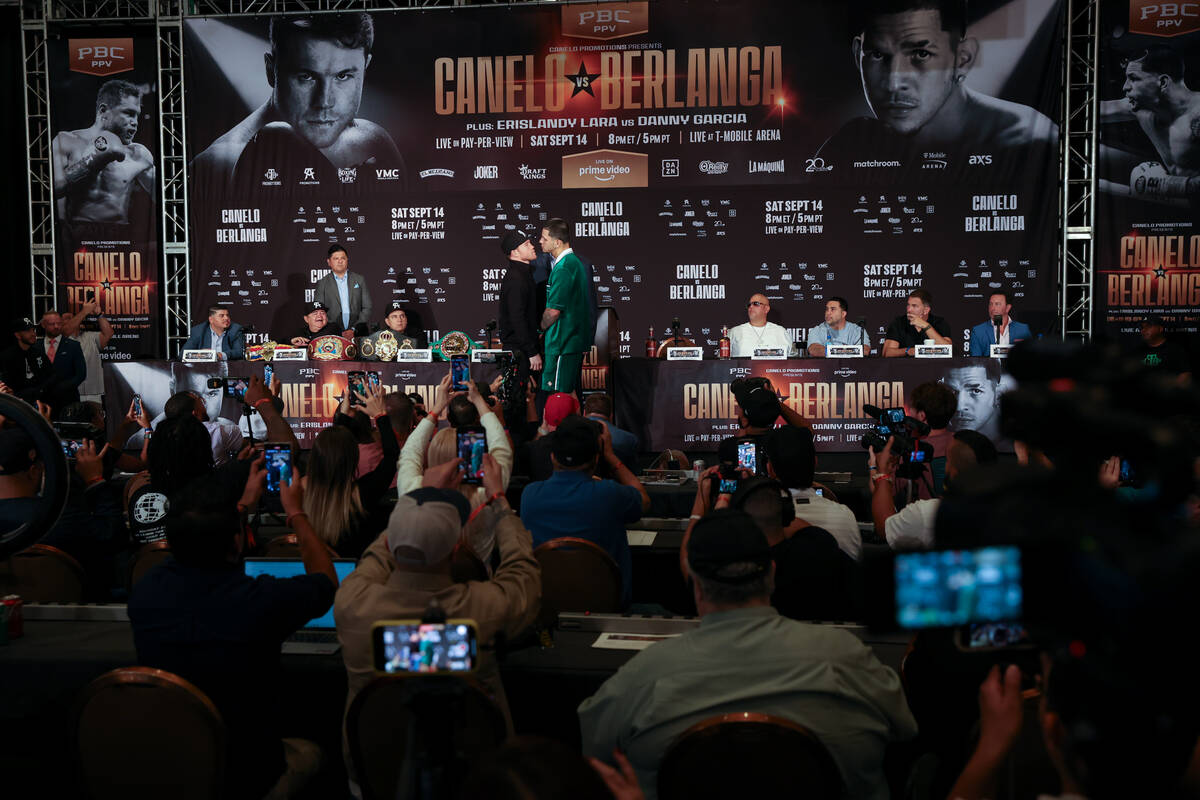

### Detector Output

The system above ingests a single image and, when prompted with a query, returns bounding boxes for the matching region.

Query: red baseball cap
[544,393,580,428]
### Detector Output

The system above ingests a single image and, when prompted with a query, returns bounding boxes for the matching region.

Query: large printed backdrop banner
[49,28,161,358]
[1095,1,1200,339]
[183,0,1063,356]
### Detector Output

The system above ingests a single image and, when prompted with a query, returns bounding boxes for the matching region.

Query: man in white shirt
[806,297,870,357]
[61,299,114,403]
[728,293,794,357]
[764,425,862,560]
[871,429,997,550]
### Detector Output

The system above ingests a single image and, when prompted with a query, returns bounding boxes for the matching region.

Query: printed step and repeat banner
[49,30,161,359]
[1095,1,1200,338]
[183,0,1064,360]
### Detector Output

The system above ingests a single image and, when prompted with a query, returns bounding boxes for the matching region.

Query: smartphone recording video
[894,546,1023,629]
[450,355,470,392]
[457,427,487,484]
[225,378,250,402]
[264,444,291,494]
[736,440,756,473]
[347,371,367,406]
[372,620,478,674]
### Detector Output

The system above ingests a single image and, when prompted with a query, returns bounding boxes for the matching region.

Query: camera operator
[729,376,812,441]
[870,430,997,550]
[902,382,957,499]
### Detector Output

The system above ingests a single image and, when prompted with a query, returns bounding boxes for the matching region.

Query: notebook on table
[243,557,356,655]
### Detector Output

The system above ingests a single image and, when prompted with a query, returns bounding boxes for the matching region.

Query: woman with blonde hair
[398,373,513,567]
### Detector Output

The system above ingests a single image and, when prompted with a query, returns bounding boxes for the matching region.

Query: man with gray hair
[579,508,916,799]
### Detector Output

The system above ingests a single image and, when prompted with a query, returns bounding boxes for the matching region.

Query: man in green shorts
[537,218,591,394]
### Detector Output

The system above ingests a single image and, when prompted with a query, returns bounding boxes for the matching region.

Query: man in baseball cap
[289,300,341,347]
[498,228,541,414]
[0,316,69,405]
[334,455,541,784]
[579,507,917,797]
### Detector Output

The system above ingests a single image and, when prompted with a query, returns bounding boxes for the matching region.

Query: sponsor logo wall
[1095,0,1200,338]
[184,0,1062,359]
[50,29,161,358]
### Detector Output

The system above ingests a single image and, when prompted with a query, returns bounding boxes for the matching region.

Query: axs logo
[968,154,993,165]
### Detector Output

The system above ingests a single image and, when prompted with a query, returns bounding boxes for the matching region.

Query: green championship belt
[430,330,475,361]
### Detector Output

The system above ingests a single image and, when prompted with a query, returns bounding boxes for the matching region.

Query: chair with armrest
[75,666,225,800]
[657,712,843,800]
[533,537,622,628]
[347,675,507,800]
[127,540,172,590]
[0,543,85,602]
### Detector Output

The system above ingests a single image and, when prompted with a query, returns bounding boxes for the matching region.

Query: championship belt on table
[356,336,376,360]
[430,331,474,361]
[244,341,278,362]
[374,331,399,362]
[308,335,356,361]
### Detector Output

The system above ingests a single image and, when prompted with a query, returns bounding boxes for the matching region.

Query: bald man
[728,294,793,358]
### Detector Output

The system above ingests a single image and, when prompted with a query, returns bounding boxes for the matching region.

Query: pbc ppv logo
[562,2,649,40]
[69,38,133,76]
[1130,1,1200,36]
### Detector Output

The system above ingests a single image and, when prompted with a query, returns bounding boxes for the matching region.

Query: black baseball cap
[686,509,772,584]
[551,415,599,467]
[303,301,328,315]
[500,230,532,255]
[9,316,35,334]
[387,301,406,313]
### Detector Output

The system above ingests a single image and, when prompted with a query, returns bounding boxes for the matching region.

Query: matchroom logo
[562,149,648,189]
[1129,0,1200,36]
[69,38,134,76]
[562,2,650,40]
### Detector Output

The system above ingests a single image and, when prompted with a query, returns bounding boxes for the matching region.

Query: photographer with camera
[870,430,997,550]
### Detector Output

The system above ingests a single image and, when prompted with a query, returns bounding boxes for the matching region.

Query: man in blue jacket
[182,306,245,360]
[968,291,1031,356]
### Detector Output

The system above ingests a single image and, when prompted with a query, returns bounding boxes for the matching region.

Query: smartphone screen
[450,356,470,391]
[263,365,274,386]
[264,445,291,494]
[132,394,143,417]
[373,621,478,674]
[961,622,1033,651]
[61,439,84,459]
[814,487,824,497]
[909,449,927,463]
[719,478,738,493]
[368,371,381,389]
[885,408,905,424]
[347,371,367,406]
[457,428,488,484]
[1119,459,1134,483]
[894,546,1023,629]
[736,441,756,473]
[225,378,249,401]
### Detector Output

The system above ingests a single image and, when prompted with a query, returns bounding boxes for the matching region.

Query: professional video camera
[860,403,933,478]
[729,375,772,405]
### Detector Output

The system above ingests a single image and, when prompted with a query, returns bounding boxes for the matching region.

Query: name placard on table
[751,347,788,360]
[272,348,308,361]
[666,347,704,361]
[825,344,864,358]
[472,349,512,363]
[914,344,953,358]
[181,349,217,362]
[396,349,433,363]
[989,344,1013,359]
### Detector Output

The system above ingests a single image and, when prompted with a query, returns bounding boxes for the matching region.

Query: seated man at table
[335,457,541,786]
[181,306,245,360]
[520,415,649,608]
[128,466,338,800]
[968,291,1031,356]
[728,293,794,357]
[882,289,952,357]
[764,425,862,561]
[289,301,341,347]
[579,509,917,799]
[732,477,856,621]
[807,297,869,357]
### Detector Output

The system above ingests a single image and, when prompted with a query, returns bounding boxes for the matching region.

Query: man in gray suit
[313,244,373,338]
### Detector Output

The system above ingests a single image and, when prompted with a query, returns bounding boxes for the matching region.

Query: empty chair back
[533,537,622,626]
[657,712,843,800]
[0,543,85,602]
[128,541,172,589]
[75,666,225,800]
[347,676,507,800]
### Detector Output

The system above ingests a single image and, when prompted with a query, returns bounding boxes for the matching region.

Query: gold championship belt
[431,330,474,360]
[244,341,278,362]
[308,334,356,361]
[356,336,375,360]
[374,331,399,362]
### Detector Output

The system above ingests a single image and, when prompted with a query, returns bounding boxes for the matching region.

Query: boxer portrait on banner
[51,79,155,229]
[816,0,1058,169]
[1100,46,1200,204]
[190,12,406,188]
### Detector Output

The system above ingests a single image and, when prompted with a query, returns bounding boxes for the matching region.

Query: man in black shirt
[128,460,338,799]
[1138,314,1191,380]
[882,289,952,357]
[498,230,542,375]
[288,300,341,347]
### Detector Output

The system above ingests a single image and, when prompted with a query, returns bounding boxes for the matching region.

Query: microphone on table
[857,316,868,351]
[670,316,681,344]
[992,314,1003,344]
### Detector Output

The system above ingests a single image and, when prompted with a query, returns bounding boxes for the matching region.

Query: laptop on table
[243,557,356,655]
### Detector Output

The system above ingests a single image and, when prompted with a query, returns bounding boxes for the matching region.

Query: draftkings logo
[518,164,548,180]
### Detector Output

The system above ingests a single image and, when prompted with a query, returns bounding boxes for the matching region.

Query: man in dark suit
[968,291,1032,356]
[0,316,75,406]
[182,306,245,360]
[39,310,87,390]
[498,230,542,400]
[313,244,373,338]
